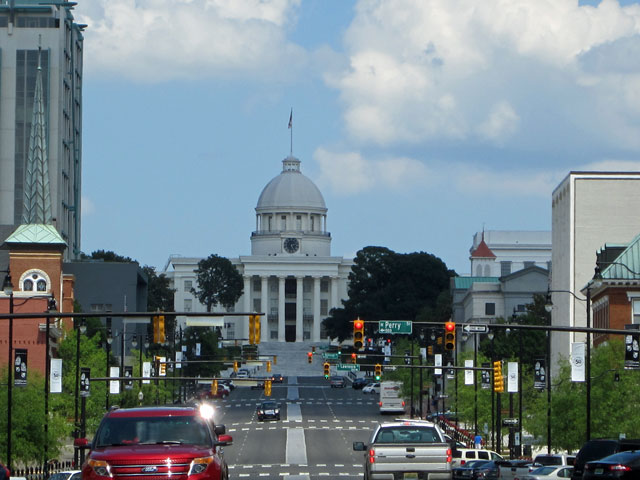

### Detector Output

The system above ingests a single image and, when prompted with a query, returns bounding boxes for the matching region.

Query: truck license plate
[403,474,418,480]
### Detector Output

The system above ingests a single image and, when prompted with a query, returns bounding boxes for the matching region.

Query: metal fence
[10,461,76,480]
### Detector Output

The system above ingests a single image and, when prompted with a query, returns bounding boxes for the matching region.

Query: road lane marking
[286,428,308,465]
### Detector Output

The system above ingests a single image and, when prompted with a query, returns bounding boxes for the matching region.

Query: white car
[236,369,250,378]
[48,471,82,480]
[522,465,573,480]
[362,382,380,394]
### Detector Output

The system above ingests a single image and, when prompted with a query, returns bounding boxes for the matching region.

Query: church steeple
[22,46,52,225]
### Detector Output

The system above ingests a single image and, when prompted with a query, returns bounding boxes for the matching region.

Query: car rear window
[535,456,562,466]
[375,426,441,444]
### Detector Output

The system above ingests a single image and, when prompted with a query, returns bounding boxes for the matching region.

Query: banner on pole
[534,357,546,390]
[143,361,151,384]
[80,367,91,397]
[50,358,62,393]
[507,362,518,393]
[124,366,133,390]
[464,360,474,385]
[571,342,585,382]
[434,354,442,375]
[110,366,120,394]
[624,324,640,370]
[14,349,28,386]
[481,362,491,389]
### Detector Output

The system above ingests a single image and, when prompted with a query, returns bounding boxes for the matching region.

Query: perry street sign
[462,324,488,334]
[324,352,339,360]
[337,363,361,371]
[379,320,413,334]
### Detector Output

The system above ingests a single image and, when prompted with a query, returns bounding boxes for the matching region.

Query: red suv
[79,405,232,480]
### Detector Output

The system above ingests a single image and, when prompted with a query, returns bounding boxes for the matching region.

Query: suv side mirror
[214,424,226,435]
[216,434,233,446]
[74,438,90,449]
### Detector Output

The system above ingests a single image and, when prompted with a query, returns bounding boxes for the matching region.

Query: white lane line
[286,427,308,465]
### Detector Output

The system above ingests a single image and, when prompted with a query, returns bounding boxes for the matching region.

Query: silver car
[523,466,573,480]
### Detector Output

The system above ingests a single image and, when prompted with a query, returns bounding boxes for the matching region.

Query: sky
[75,0,640,276]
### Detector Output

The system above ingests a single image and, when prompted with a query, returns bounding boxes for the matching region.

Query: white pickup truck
[353,418,452,480]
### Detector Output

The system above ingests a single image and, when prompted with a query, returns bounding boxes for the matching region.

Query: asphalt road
[206,375,387,479]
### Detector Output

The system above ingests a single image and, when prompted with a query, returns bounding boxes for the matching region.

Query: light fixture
[487,331,494,341]
[2,273,13,295]
[545,292,553,313]
[592,265,603,289]
[131,336,138,348]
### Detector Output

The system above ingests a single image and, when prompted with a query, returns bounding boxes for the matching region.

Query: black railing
[11,460,75,480]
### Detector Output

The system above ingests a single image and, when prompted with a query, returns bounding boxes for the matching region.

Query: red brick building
[0,224,75,376]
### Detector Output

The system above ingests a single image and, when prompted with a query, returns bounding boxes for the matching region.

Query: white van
[451,448,504,467]
[379,381,405,413]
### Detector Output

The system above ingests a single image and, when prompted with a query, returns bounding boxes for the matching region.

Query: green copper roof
[601,232,640,280]
[453,277,500,289]
[5,224,66,245]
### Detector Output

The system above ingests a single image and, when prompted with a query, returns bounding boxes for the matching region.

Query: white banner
[110,366,120,394]
[507,362,518,393]
[50,358,62,393]
[175,351,182,369]
[143,362,151,384]
[434,354,442,375]
[196,343,201,356]
[571,342,585,382]
[465,360,474,385]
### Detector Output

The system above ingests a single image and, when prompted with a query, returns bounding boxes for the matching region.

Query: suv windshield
[375,426,441,444]
[94,415,212,447]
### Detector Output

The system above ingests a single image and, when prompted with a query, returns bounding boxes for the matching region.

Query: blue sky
[76,0,640,276]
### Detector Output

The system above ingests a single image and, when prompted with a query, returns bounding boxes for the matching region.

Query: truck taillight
[369,449,375,464]
[379,402,382,407]
[446,448,452,463]
[402,401,405,407]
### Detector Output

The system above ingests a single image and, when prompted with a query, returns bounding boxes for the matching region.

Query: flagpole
[289,108,293,156]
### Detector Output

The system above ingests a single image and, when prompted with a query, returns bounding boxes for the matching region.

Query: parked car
[270,373,284,383]
[362,382,380,394]
[583,450,640,479]
[48,471,82,480]
[256,400,280,421]
[523,465,574,480]
[219,379,235,391]
[330,376,347,388]
[451,448,504,468]
[534,454,576,467]
[499,460,538,480]
[572,438,640,479]
[352,377,372,389]
[236,369,250,378]
[466,460,500,479]
[452,459,493,479]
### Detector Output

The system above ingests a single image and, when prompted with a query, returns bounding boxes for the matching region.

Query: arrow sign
[463,324,488,334]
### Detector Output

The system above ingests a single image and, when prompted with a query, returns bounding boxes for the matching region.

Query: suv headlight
[88,459,112,477]
[189,456,214,475]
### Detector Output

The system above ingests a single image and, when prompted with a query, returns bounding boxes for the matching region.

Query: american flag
[288,110,292,129]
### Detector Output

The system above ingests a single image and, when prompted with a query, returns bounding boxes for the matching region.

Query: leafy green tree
[323,246,454,340]
[143,265,175,313]
[192,254,243,312]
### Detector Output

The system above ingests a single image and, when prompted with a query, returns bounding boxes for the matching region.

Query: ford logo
[141,467,158,473]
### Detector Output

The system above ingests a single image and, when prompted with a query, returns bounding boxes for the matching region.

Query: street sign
[502,418,518,426]
[337,363,360,371]
[324,352,339,360]
[462,324,488,334]
[379,320,413,334]
[385,365,397,371]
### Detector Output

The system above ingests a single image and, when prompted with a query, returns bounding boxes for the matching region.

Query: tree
[192,254,243,312]
[143,265,175,312]
[323,246,454,340]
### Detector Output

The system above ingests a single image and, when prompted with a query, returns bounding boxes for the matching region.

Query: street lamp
[3,271,14,471]
[73,317,86,467]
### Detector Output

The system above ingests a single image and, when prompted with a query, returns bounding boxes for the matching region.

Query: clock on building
[284,237,299,253]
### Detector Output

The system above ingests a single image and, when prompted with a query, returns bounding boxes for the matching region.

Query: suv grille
[109,459,191,479]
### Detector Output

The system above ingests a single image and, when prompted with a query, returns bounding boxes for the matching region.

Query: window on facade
[485,303,496,315]
[321,299,328,316]
[253,278,261,291]
[184,280,192,292]
[23,279,33,291]
[268,216,272,231]
[476,265,483,276]
[281,215,287,230]
[22,271,48,292]
[311,216,315,232]
[253,299,261,312]
[500,262,512,276]
[184,299,192,312]
[296,215,302,230]
[321,280,329,293]
[633,300,640,324]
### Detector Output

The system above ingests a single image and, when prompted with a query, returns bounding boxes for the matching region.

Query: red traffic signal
[353,319,365,350]
[307,352,313,363]
[444,321,456,350]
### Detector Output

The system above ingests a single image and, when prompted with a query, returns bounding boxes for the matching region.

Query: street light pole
[586,285,591,442]
[73,317,85,467]
[3,272,14,471]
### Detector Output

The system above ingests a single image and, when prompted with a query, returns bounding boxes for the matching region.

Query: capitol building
[165,154,353,343]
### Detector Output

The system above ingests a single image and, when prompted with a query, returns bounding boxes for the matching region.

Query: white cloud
[76,0,304,82]
[329,0,640,149]
[81,196,96,216]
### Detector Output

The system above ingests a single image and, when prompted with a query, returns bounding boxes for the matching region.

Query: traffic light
[233,361,239,373]
[323,362,330,379]
[307,352,313,363]
[351,352,357,364]
[153,315,166,344]
[249,315,256,344]
[427,345,433,356]
[353,318,365,350]
[265,379,272,396]
[374,363,382,381]
[444,321,456,351]
[254,315,261,344]
[211,379,218,396]
[267,361,272,372]
[493,360,504,393]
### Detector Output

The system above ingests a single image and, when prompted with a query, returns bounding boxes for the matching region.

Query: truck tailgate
[372,443,451,472]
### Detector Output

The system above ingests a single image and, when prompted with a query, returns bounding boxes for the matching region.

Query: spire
[22,45,52,225]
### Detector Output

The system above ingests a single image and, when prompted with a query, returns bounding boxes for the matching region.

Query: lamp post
[106,328,112,410]
[3,271,14,471]
[488,330,495,451]
[44,296,57,475]
[73,317,86,467]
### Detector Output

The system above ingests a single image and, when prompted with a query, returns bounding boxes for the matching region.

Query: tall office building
[0,0,84,258]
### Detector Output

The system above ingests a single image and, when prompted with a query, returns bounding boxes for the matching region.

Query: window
[268,215,272,231]
[253,278,261,291]
[500,261,512,276]
[311,216,315,231]
[21,271,48,293]
[321,299,328,316]
[253,298,261,312]
[184,299,192,312]
[632,299,640,324]
[485,303,496,315]
[281,215,287,230]
[321,280,329,293]
[184,280,192,292]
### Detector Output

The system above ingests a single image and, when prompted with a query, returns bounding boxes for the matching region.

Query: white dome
[256,156,326,211]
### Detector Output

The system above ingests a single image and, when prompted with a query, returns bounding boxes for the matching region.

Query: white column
[330,276,340,310]
[313,277,321,342]
[278,276,285,342]
[261,276,268,343]
[243,276,251,342]
[296,276,304,342]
